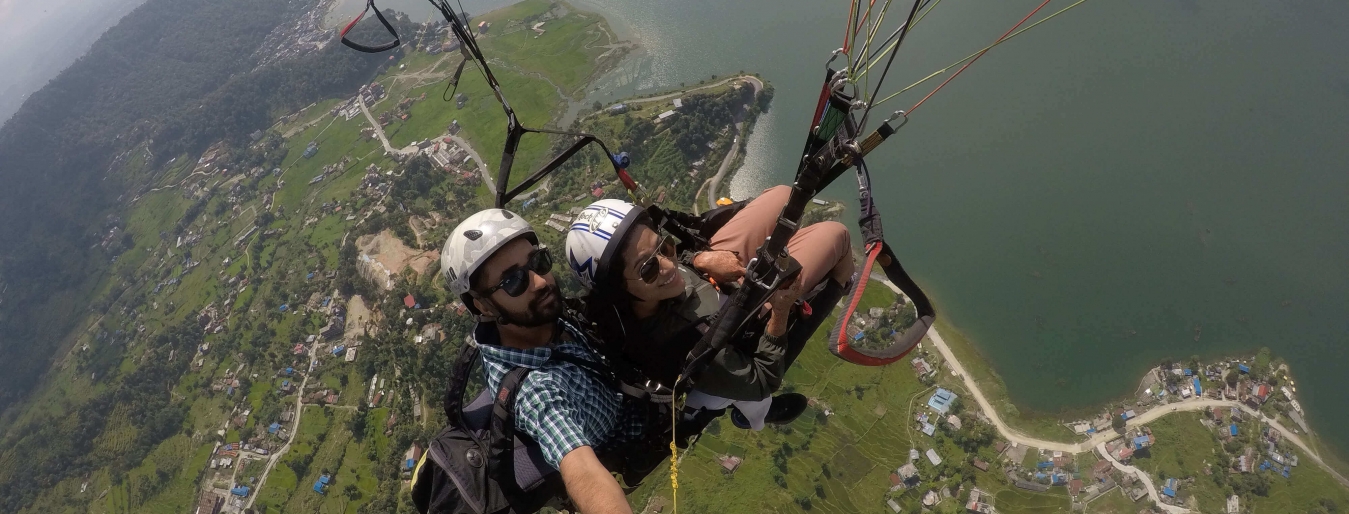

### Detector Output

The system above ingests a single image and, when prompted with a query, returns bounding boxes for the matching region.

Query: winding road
[870,276,1348,512]
[244,343,318,510]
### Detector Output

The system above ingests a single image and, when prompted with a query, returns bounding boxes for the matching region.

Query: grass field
[1130,412,1225,512]
[1084,487,1138,514]
[478,0,613,96]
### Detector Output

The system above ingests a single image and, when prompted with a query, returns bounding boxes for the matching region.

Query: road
[869,277,1349,507]
[358,96,417,158]
[244,344,319,510]
[701,76,763,210]
[441,133,493,194]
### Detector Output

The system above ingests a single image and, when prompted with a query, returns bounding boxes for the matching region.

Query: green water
[335,0,1349,459]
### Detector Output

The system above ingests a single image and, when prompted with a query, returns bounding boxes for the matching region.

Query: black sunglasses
[480,246,552,297]
[630,236,676,284]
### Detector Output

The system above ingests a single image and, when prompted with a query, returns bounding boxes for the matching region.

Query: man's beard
[501,283,562,327]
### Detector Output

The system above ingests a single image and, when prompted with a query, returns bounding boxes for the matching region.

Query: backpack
[410,344,565,514]
[409,334,678,514]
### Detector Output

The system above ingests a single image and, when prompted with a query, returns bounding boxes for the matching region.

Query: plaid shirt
[474,319,644,468]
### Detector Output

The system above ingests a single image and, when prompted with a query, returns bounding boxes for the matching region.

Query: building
[911,357,933,376]
[887,498,903,513]
[230,486,250,497]
[194,492,223,514]
[897,463,919,484]
[657,110,677,121]
[926,449,943,466]
[1092,459,1113,479]
[313,474,331,494]
[973,458,989,472]
[1069,479,1083,496]
[718,455,742,474]
[947,415,963,430]
[928,388,957,414]
[922,422,936,437]
[1227,495,1240,513]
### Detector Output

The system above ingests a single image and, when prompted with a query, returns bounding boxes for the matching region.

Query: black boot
[730,393,809,429]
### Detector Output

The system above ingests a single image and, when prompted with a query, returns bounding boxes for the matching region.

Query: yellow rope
[669,375,682,513]
[872,0,1091,107]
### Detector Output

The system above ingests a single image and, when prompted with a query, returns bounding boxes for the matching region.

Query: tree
[1112,414,1126,432]
[1225,370,1239,388]
[592,101,602,111]
[344,483,361,500]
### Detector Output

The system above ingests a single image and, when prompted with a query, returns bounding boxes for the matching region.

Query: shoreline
[865,277,1349,511]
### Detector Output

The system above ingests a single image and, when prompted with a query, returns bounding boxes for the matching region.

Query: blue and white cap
[564,199,643,291]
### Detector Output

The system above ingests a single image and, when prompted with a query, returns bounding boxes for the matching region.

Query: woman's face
[618,225,684,303]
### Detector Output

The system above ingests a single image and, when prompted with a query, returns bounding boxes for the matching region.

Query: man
[441,208,640,514]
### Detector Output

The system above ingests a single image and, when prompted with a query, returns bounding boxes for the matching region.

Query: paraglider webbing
[339,0,401,53]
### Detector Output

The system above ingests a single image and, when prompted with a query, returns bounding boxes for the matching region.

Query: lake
[331,0,1349,460]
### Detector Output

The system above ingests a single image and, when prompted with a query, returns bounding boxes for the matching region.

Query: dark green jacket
[623,265,785,401]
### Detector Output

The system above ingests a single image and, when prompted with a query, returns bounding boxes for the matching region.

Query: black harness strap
[488,366,532,498]
[339,0,401,53]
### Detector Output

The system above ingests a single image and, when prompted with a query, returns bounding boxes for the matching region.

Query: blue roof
[333,345,345,355]
[1193,378,1202,395]
[319,475,330,484]
[286,367,293,374]
[406,458,416,470]
[1183,368,1192,376]
[927,388,957,414]
[1035,472,1047,480]
[1238,364,1250,373]
[854,331,866,341]
[268,422,281,433]
[1133,435,1151,447]
[282,380,289,387]
[1162,487,1175,497]
[232,486,250,496]
[1038,461,1053,469]
[1230,424,1238,436]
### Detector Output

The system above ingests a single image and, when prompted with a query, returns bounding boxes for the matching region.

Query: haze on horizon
[0,0,147,126]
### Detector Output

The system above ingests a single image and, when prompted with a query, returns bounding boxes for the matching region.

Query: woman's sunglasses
[480,246,552,297]
[631,236,676,284]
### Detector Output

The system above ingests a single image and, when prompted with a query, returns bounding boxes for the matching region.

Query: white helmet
[441,208,536,297]
[565,199,644,291]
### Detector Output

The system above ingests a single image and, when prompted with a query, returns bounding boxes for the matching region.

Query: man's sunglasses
[480,246,552,297]
[630,236,676,284]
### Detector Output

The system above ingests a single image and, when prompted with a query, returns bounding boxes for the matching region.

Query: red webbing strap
[828,242,935,366]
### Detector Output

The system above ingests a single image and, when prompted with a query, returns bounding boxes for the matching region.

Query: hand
[764,278,805,337]
[692,250,745,284]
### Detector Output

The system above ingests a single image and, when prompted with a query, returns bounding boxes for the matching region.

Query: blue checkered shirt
[474,319,644,468]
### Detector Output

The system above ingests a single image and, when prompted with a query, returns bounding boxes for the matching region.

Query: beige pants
[710,185,852,290]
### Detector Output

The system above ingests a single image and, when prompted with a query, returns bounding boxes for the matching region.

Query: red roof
[404,294,416,308]
[889,473,901,486]
[591,187,604,197]
[1069,479,1083,495]
[1256,384,1270,398]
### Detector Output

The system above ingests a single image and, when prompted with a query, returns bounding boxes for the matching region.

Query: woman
[565,186,854,430]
